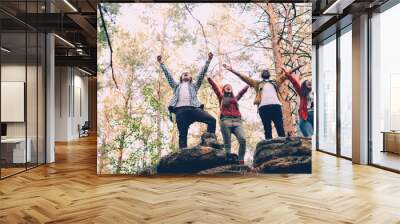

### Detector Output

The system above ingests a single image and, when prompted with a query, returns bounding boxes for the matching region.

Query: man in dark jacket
[223,64,285,139]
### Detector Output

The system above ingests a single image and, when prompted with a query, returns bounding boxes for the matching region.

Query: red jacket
[286,73,310,120]
[207,77,249,118]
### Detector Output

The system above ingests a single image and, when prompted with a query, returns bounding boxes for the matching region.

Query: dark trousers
[258,104,285,139]
[175,107,216,148]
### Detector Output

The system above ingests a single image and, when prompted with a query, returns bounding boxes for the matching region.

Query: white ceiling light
[322,0,355,15]
[63,0,78,12]
[54,34,75,48]
[1,47,11,53]
[78,67,93,76]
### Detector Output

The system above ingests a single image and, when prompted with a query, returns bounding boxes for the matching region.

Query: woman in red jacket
[207,77,249,164]
[282,66,314,137]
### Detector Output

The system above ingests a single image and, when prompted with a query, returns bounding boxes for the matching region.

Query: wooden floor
[372,150,400,171]
[0,167,26,178]
[1,136,400,224]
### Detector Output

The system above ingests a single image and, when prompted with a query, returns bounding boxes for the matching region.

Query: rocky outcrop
[199,132,223,149]
[157,133,239,174]
[198,164,252,175]
[253,137,311,173]
[148,135,312,175]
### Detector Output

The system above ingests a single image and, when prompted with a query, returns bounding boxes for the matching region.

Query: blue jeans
[220,118,246,160]
[299,111,314,137]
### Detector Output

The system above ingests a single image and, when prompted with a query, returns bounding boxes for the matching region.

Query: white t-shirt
[307,92,314,111]
[259,82,281,107]
[176,82,191,107]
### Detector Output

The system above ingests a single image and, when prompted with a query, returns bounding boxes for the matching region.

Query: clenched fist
[222,64,232,71]
[208,52,213,61]
[157,55,162,63]
[280,65,289,75]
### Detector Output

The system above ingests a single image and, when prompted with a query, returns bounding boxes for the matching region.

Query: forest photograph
[97,3,313,175]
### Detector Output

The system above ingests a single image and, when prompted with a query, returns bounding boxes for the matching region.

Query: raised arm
[157,55,177,89]
[194,52,213,90]
[223,64,258,88]
[235,85,250,101]
[207,77,223,101]
[281,65,301,93]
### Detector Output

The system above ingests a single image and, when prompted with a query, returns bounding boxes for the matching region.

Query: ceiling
[312,0,390,43]
[0,0,97,75]
[0,0,394,74]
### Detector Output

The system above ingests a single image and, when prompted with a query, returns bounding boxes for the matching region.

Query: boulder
[256,156,311,173]
[157,133,239,174]
[199,132,223,149]
[253,137,311,173]
[198,164,252,175]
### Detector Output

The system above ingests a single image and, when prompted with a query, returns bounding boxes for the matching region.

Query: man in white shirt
[175,81,191,107]
[158,53,216,149]
[257,70,285,138]
[223,65,287,139]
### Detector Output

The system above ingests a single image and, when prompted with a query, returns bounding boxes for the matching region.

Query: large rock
[198,164,252,175]
[253,137,311,173]
[157,133,239,174]
[199,132,223,149]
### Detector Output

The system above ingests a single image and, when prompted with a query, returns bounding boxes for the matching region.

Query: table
[381,131,400,154]
[1,138,32,163]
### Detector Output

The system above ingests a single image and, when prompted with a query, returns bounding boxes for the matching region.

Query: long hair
[300,81,311,97]
[223,91,234,97]
[222,85,235,108]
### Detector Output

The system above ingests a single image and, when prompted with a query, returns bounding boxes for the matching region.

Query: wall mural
[97,3,313,175]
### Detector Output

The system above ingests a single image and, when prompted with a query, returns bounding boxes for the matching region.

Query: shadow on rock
[198,164,253,175]
[157,133,240,174]
[253,137,311,173]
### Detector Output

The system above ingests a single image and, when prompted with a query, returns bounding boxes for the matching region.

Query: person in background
[282,66,314,137]
[222,64,286,139]
[157,53,216,149]
[207,76,249,164]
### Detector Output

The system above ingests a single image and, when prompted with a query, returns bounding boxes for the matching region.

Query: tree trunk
[116,148,123,174]
[266,4,295,136]
[98,141,106,174]
[285,5,299,136]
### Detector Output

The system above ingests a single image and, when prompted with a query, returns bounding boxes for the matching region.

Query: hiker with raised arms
[157,53,216,149]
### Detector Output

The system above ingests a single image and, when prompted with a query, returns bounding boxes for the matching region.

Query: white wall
[1,65,27,139]
[55,66,69,141]
[1,63,46,164]
[54,67,89,141]
[71,72,89,138]
[1,65,41,137]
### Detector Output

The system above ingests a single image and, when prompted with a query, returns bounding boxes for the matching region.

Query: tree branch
[99,4,119,90]
[277,3,288,45]
[184,4,209,50]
